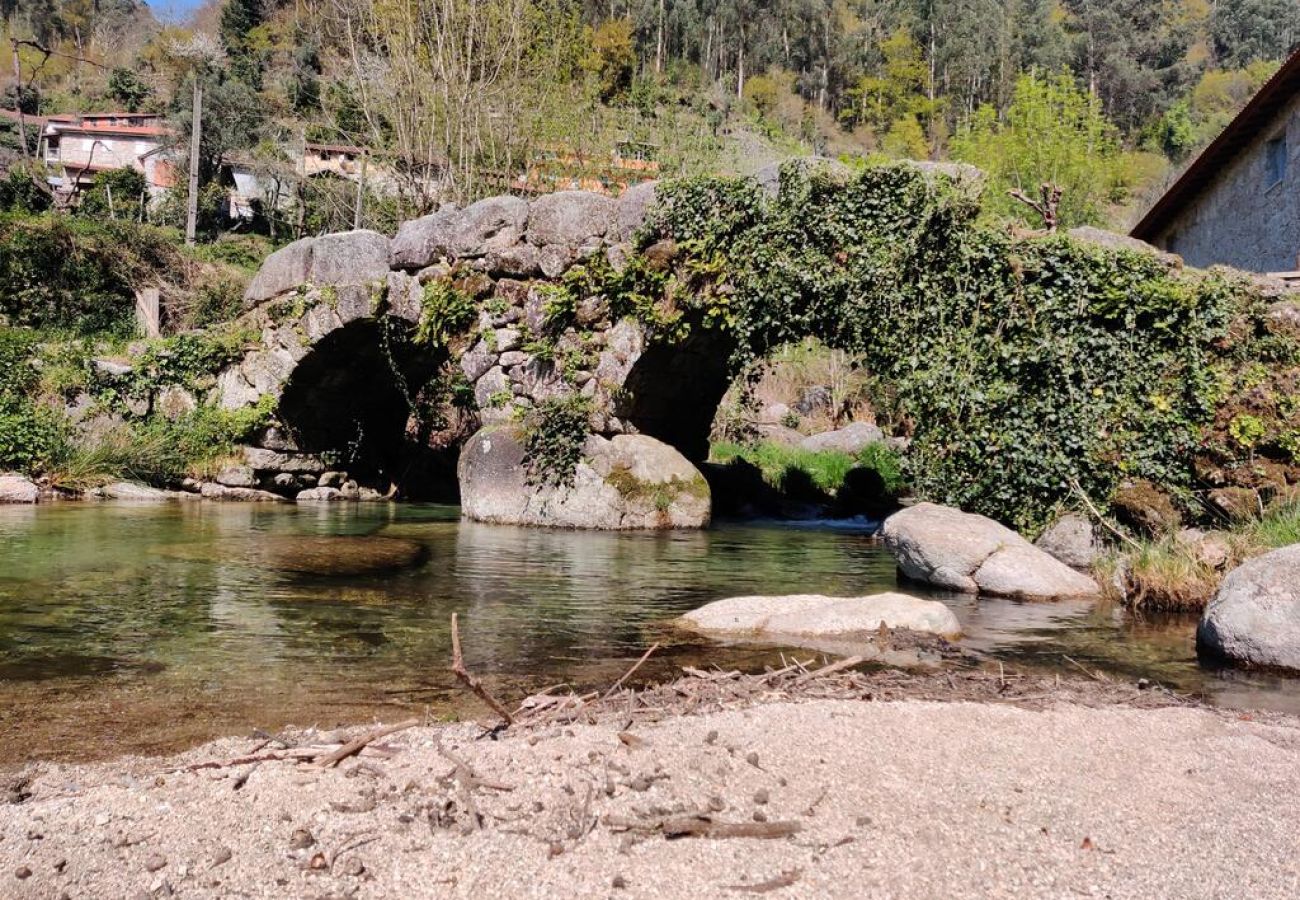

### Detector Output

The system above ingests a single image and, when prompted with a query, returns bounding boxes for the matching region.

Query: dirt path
[3,689,1299,899]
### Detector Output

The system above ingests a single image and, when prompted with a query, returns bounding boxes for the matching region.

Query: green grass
[1245,498,1300,550]
[709,438,904,497]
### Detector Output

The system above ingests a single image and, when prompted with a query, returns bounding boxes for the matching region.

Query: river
[0,501,1296,764]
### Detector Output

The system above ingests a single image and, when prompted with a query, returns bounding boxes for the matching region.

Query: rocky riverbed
[2,665,1298,899]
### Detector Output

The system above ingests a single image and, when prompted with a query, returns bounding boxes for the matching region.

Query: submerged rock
[254,536,429,576]
[680,592,962,640]
[1197,544,1300,673]
[0,474,39,504]
[458,427,710,530]
[880,503,1100,601]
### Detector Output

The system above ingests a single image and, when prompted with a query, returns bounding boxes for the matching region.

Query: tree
[107,67,150,111]
[951,70,1123,227]
[586,18,637,102]
[1211,0,1299,68]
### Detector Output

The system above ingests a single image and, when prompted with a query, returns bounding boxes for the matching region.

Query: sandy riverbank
[2,668,1299,899]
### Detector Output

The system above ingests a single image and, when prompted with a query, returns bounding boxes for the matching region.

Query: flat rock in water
[95,482,191,502]
[1198,544,1300,673]
[252,536,429,577]
[880,502,1099,601]
[680,592,962,640]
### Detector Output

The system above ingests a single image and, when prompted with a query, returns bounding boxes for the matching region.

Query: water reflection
[0,502,1297,762]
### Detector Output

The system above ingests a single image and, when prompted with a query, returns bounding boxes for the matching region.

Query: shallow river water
[1,502,1296,764]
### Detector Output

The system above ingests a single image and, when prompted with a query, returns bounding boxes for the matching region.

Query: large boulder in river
[458,426,710,529]
[0,473,39,504]
[680,592,961,640]
[880,502,1100,600]
[1197,544,1300,673]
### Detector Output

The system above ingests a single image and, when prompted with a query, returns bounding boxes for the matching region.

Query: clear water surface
[0,502,1295,763]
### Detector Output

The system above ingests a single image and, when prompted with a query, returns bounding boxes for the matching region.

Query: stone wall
[1152,92,1300,273]
[220,184,718,528]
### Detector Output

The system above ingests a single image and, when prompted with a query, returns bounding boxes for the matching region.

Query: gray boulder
[94,482,190,502]
[680,592,961,640]
[199,483,287,502]
[458,427,710,529]
[754,157,851,196]
[307,230,390,288]
[1197,545,1300,673]
[244,237,313,306]
[527,191,615,248]
[610,181,658,241]
[0,473,39,504]
[880,502,1100,601]
[390,206,462,270]
[1068,226,1178,266]
[1035,514,1100,569]
[799,422,885,455]
[451,195,529,257]
[244,447,325,474]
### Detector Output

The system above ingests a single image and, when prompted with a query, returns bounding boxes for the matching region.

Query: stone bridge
[215,184,731,528]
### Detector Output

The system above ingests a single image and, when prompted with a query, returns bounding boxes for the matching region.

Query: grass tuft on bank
[709,439,905,498]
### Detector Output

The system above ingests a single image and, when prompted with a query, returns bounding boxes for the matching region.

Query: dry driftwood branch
[606,813,802,840]
[315,719,419,769]
[602,642,661,700]
[793,655,866,685]
[450,612,515,726]
[1008,182,1064,232]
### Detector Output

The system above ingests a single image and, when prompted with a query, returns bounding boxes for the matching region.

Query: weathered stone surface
[385,272,423,323]
[390,207,461,270]
[199,483,287,502]
[752,423,805,447]
[155,385,197,421]
[296,486,345,502]
[754,157,851,196]
[306,230,390,290]
[473,367,509,412]
[252,426,300,453]
[1177,528,1232,570]
[452,195,529,257]
[215,466,258,488]
[537,243,573,278]
[243,447,325,474]
[1198,544,1300,672]
[90,358,133,378]
[95,482,191,502]
[485,242,540,277]
[610,181,658,241]
[245,237,313,306]
[252,535,427,575]
[0,473,39,504]
[527,191,615,249]
[460,341,497,383]
[880,502,1100,600]
[799,422,885,454]
[680,592,961,640]
[458,427,710,529]
[1035,514,1100,569]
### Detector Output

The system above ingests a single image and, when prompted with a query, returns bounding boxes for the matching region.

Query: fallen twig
[315,719,419,769]
[602,643,661,700]
[793,655,866,685]
[450,613,515,726]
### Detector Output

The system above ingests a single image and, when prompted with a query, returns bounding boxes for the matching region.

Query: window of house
[1266,136,1287,187]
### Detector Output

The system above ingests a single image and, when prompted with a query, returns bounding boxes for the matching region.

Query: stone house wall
[1152,91,1300,273]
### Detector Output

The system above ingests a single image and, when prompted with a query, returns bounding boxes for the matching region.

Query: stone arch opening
[613,330,735,462]
[277,320,459,500]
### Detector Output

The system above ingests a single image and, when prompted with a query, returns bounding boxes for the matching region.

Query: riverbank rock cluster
[880,503,1100,601]
[224,184,718,526]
